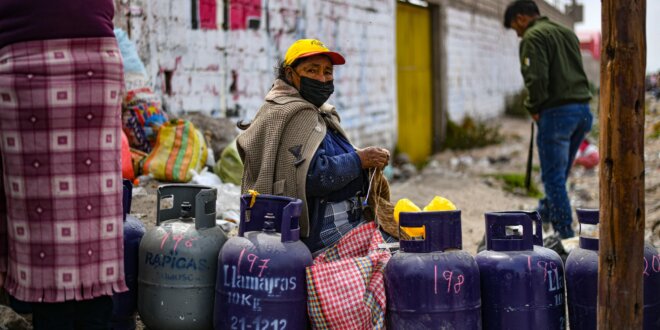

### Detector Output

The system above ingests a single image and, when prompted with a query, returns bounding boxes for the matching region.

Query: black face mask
[293,73,334,107]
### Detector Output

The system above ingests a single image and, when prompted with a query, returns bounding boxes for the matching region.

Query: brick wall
[118,0,396,148]
[440,0,576,121]
[444,5,524,120]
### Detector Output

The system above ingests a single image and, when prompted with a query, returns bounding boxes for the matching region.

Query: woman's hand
[356,147,390,169]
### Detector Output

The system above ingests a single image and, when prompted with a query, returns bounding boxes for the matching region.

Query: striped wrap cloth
[0,37,127,302]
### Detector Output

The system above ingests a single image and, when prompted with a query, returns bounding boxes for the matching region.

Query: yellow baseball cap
[284,39,346,66]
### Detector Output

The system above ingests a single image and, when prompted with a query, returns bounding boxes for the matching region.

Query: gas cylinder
[138,184,227,330]
[475,211,566,329]
[566,208,660,330]
[384,210,482,329]
[214,194,313,330]
[111,180,146,330]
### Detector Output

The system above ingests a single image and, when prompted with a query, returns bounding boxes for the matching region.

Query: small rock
[401,163,417,178]
[394,153,411,166]
[488,155,511,164]
[0,305,31,330]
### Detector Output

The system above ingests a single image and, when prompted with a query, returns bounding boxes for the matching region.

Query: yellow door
[396,3,433,164]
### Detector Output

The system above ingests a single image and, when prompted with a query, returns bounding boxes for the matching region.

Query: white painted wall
[444,6,524,121]
[125,0,397,149]
[122,0,570,148]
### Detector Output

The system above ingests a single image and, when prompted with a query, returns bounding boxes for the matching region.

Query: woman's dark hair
[503,0,540,28]
[276,58,302,82]
[237,58,302,130]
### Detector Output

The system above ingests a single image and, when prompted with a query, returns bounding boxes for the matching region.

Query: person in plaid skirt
[237,39,392,254]
[0,1,128,328]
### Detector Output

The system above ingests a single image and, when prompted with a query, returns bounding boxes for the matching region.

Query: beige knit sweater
[236,79,349,237]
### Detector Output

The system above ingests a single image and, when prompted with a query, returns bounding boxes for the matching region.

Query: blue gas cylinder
[214,194,313,330]
[384,210,482,329]
[475,211,566,329]
[566,208,660,330]
[111,180,146,330]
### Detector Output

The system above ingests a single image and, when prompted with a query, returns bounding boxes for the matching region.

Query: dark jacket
[520,17,592,114]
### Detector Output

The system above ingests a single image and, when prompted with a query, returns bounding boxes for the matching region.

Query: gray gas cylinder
[138,184,227,330]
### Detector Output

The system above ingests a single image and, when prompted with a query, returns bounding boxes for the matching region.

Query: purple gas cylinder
[565,209,660,330]
[384,210,482,329]
[111,180,146,330]
[475,211,566,330]
[214,194,313,330]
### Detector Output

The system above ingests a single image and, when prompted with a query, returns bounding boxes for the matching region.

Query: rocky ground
[2,96,659,329]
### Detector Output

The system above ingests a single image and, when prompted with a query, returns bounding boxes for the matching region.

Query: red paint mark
[644,257,650,276]
[184,237,198,248]
[247,253,258,273]
[237,248,246,276]
[443,271,453,293]
[199,0,217,30]
[258,259,270,277]
[230,0,262,30]
[434,265,438,294]
[653,255,660,273]
[537,261,549,282]
[172,234,185,252]
[528,256,532,271]
[160,232,170,250]
[454,275,465,294]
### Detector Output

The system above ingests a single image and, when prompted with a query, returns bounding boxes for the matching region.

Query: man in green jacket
[504,0,593,238]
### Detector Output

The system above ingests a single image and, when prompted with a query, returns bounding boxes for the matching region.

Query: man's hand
[532,114,540,122]
[356,147,390,169]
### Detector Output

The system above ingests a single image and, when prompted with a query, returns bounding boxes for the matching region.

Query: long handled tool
[524,122,535,191]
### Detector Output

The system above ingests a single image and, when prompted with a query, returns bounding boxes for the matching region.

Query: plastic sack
[574,139,599,169]
[121,131,135,180]
[113,28,147,76]
[213,138,244,185]
[142,119,208,182]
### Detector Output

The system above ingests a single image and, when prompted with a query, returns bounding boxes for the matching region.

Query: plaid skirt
[0,38,128,302]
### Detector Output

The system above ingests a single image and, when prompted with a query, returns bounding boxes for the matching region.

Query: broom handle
[524,122,535,191]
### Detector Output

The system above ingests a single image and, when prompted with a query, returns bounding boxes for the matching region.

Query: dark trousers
[32,295,113,330]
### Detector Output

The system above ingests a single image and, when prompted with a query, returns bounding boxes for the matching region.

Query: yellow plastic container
[393,199,425,237]
[423,196,457,212]
[394,196,458,238]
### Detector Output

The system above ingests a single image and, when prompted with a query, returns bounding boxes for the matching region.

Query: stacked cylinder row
[113,184,659,329]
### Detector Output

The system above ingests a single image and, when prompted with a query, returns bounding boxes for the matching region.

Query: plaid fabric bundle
[306,222,391,329]
[0,37,128,302]
[142,119,208,182]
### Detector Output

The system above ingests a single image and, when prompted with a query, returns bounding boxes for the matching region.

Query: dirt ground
[127,95,660,256]
[388,96,660,254]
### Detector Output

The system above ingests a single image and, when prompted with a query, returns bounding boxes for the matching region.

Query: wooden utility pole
[598,0,646,329]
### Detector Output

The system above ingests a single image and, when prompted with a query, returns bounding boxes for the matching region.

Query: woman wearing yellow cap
[237,39,392,253]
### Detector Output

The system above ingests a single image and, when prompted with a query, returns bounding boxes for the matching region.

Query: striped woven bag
[142,119,208,182]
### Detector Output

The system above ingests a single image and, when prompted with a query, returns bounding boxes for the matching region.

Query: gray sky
[575,1,660,74]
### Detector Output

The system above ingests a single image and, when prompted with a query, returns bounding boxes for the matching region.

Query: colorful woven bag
[306,222,391,330]
[142,119,208,182]
[121,87,168,153]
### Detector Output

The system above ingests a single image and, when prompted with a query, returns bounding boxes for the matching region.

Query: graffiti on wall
[191,0,262,30]
[230,0,262,30]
